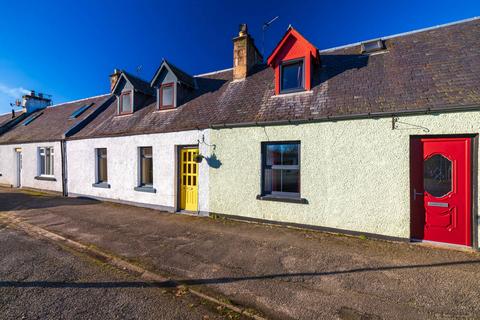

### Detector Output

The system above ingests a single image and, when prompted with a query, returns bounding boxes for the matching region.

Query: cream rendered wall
[209,112,480,245]
[66,130,211,212]
[0,141,63,192]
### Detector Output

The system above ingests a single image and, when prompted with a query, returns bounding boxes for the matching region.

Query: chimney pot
[239,24,248,36]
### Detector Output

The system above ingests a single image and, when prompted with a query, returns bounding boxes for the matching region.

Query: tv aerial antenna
[136,65,143,75]
[262,16,279,62]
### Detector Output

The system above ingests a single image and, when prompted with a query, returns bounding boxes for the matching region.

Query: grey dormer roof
[112,71,155,96]
[151,59,195,88]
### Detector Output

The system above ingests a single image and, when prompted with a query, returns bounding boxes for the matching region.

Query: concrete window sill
[134,186,156,193]
[256,194,308,204]
[34,176,57,182]
[92,182,111,189]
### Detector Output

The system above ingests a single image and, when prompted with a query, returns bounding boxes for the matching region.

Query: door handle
[413,188,423,201]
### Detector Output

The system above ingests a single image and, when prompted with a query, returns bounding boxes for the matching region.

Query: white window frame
[38,147,54,177]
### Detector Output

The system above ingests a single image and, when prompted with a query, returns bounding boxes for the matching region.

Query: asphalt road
[3,188,480,319]
[0,224,237,320]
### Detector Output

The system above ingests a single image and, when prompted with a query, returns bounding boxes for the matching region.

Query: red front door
[411,137,472,246]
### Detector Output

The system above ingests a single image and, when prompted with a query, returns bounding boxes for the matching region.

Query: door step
[411,239,475,252]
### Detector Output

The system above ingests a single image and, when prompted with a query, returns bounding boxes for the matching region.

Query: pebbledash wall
[209,111,480,247]
[66,129,211,213]
[0,141,63,192]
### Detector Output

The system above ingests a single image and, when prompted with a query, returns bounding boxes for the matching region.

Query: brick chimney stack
[233,24,263,80]
[109,69,122,92]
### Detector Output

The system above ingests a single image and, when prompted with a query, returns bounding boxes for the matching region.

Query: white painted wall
[66,130,211,212]
[0,141,63,192]
[209,112,480,246]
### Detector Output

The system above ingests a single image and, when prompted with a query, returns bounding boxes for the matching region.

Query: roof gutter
[209,104,480,129]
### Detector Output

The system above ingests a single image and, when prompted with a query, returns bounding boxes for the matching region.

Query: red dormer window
[281,59,304,93]
[267,27,319,95]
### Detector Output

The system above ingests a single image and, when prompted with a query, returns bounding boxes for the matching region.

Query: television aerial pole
[262,16,279,62]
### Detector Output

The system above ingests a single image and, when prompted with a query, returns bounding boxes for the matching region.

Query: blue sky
[0,0,478,114]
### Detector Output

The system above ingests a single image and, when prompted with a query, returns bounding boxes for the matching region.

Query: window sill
[272,90,313,98]
[114,113,134,118]
[154,108,176,113]
[134,186,156,193]
[92,182,111,189]
[35,176,57,182]
[159,105,175,110]
[256,194,308,204]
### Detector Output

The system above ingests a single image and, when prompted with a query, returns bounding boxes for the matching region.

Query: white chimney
[22,90,52,113]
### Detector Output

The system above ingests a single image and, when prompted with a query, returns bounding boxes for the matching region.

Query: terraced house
[0,17,479,249]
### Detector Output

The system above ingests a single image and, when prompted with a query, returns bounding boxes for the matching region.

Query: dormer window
[267,27,319,95]
[111,70,154,116]
[281,59,304,93]
[120,91,133,114]
[151,60,195,110]
[159,83,174,109]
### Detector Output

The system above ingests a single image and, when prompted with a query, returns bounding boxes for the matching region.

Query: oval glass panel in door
[423,154,452,197]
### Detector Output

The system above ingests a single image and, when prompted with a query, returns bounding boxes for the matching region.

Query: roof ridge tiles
[319,16,480,53]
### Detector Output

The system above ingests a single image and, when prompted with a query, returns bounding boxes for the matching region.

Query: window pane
[97,148,107,182]
[266,145,282,166]
[266,144,299,166]
[141,157,153,185]
[49,149,54,175]
[121,93,132,113]
[263,142,300,196]
[424,154,452,197]
[140,147,153,186]
[39,150,45,175]
[282,169,300,193]
[282,144,299,165]
[161,86,173,106]
[141,147,152,158]
[271,169,283,192]
[281,61,303,91]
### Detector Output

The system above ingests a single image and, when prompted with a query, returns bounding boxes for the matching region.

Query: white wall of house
[0,141,63,192]
[66,129,211,213]
[209,111,480,247]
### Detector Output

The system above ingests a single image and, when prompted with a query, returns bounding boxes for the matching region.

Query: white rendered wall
[0,141,63,192]
[66,130,211,213]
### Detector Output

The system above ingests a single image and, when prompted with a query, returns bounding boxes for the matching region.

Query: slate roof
[70,18,480,140]
[0,110,24,128]
[1,18,479,143]
[164,60,195,88]
[122,71,155,96]
[0,94,112,144]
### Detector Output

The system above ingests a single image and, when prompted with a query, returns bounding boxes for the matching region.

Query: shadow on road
[0,191,99,212]
[2,259,479,289]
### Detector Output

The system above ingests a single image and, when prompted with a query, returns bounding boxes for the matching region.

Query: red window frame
[119,91,133,115]
[159,83,175,110]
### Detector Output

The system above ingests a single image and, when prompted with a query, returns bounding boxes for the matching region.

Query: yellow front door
[180,148,199,211]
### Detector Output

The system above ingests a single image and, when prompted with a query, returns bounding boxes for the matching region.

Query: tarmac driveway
[1,187,480,319]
